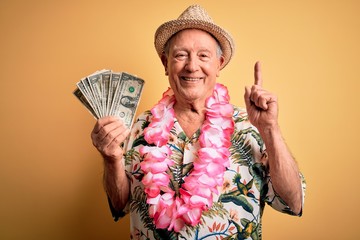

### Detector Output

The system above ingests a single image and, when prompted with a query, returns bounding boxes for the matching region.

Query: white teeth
[183,77,201,81]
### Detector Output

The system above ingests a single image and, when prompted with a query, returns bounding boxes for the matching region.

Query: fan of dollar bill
[73,70,145,128]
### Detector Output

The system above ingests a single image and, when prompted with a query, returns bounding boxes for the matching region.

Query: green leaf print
[230,128,254,166]
[131,135,150,148]
[130,186,154,230]
[218,194,254,213]
[124,148,140,166]
[152,229,178,240]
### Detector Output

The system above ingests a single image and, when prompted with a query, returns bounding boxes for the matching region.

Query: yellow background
[1,0,359,239]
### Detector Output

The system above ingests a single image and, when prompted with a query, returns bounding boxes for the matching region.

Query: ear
[161,53,169,76]
[216,56,225,77]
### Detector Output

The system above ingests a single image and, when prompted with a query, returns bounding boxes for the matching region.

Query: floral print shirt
[110,106,306,240]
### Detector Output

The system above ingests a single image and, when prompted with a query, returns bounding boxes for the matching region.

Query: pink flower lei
[139,83,234,232]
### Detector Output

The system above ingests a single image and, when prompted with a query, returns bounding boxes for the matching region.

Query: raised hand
[91,116,130,161]
[244,61,279,131]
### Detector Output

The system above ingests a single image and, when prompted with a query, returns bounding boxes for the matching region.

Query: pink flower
[140,160,169,173]
[148,190,175,214]
[142,172,169,186]
[197,148,229,163]
[169,217,185,232]
[167,197,185,231]
[158,192,176,209]
[214,84,231,102]
[150,106,175,129]
[155,208,172,229]
[144,184,161,198]
[140,83,234,232]
[180,206,203,226]
[199,124,231,148]
[206,83,231,107]
[207,116,234,130]
[140,145,171,156]
[143,127,169,146]
[144,93,175,146]
[206,103,233,118]
[189,195,212,208]
[140,146,173,163]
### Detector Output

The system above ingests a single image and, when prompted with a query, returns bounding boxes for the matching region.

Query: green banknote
[73,70,145,128]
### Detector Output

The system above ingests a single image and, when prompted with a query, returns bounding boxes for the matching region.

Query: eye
[174,51,187,60]
[199,51,211,60]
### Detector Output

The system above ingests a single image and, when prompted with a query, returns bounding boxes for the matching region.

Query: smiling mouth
[181,77,204,82]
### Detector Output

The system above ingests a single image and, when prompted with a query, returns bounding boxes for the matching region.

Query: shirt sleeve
[107,195,129,221]
[264,171,306,216]
[236,105,306,217]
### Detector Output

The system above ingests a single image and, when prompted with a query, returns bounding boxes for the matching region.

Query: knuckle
[107,132,115,140]
[98,127,106,136]
[113,137,120,145]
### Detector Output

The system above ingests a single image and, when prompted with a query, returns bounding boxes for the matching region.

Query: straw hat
[154,4,235,69]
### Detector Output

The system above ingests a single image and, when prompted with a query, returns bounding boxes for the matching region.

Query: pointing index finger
[254,61,263,87]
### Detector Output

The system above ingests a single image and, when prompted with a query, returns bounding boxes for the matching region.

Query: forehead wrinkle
[170,31,217,53]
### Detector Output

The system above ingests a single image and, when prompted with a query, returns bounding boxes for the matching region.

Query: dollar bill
[109,72,145,128]
[73,70,145,128]
[107,72,122,116]
[76,78,100,118]
[102,72,111,116]
[73,87,98,118]
[87,70,111,117]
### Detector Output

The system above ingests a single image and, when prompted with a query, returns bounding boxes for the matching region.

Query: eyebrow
[171,46,213,53]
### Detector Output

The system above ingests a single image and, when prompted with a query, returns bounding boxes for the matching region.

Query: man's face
[163,29,224,105]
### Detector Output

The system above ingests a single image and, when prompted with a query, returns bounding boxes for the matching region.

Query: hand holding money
[73,70,145,128]
[91,116,130,162]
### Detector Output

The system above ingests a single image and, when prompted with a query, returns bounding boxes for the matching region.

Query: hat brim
[154,19,234,69]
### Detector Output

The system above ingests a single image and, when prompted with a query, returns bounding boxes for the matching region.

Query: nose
[185,55,199,72]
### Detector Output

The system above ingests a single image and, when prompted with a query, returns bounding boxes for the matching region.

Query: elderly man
[91,5,305,239]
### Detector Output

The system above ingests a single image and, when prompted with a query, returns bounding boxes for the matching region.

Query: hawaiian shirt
[110,106,306,240]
